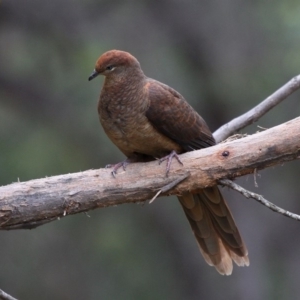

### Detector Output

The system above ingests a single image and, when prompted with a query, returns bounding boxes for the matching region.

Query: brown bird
[89,50,249,275]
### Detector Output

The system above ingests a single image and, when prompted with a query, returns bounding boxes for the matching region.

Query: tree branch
[219,179,300,221]
[1,117,300,230]
[0,289,18,300]
[213,75,300,142]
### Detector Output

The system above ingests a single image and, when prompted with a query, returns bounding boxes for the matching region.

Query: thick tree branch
[214,75,300,142]
[1,117,300,230]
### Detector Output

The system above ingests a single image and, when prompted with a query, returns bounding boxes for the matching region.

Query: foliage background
[1,1,300,299]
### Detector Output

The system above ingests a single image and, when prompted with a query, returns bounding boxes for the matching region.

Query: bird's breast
[98,96,181,157]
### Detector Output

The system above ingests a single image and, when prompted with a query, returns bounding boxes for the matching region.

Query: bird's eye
[106,65,114,71]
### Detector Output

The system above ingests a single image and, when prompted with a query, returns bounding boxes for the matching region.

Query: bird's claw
[159,150,183,177]
[105,160,130,177]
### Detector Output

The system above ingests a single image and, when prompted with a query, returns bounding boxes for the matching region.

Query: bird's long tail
[178,186,249,275]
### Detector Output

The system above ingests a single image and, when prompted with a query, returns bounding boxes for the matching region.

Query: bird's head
[88,50,142,81]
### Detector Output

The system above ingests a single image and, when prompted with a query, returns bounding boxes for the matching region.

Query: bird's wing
[145,79,215,152]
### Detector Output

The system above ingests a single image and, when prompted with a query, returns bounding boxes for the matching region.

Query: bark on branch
[1,117,300,230]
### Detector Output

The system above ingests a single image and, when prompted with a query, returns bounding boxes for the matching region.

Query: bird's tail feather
[178,186,249,275]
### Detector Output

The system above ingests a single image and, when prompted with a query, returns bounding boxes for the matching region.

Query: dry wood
[214,75,300,142]
[0,289,18,300]
[1,117,300,230]
[219,179,300,221]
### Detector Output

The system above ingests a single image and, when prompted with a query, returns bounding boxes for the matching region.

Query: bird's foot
[106,159,131,178]
[159,150,183,177]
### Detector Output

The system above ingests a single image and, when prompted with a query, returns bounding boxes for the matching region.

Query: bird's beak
[88,69,99,81]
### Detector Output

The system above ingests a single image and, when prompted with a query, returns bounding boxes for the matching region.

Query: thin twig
[219,179,300,221]
[149,173,190,203]
[149,190,162,204]
[0,289,18,300]
[253,168,258,188]
[214,75,300,142]
[257,125,268,130]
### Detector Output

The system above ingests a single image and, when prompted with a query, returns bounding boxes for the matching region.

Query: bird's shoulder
[144,78,184,103]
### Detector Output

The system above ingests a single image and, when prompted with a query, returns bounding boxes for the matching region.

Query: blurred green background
[1,1,300,299]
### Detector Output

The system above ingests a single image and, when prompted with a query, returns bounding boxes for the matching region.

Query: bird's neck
[99,74,149,116]
[104,70,145,88]
[103,74,146,102]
